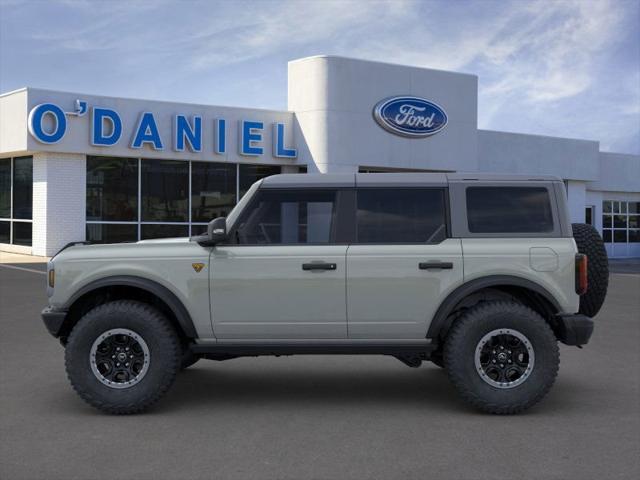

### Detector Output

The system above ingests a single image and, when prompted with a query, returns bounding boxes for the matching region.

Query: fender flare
[65,275,197,338]
[426,275,562,340]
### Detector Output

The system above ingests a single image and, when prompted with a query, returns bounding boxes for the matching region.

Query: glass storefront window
[0,159,10,218]
[86,223,138,244]
[12,222,32,246]
[602,200,639,248]
[87,156,138,221]
[191,162,236,222]
[0,156,33,246]
[12,156,32,219]
[141,160,189,222]
[239,164,281,198]
[141,224,189,240]
[0,220,9,243]
[85,156,291,243]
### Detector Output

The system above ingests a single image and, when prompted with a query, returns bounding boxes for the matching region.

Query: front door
[210,188,347,339]
[346,187,463,339]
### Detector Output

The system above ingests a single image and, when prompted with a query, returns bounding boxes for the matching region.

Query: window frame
[602,200,640,245]
[351,186,450,245]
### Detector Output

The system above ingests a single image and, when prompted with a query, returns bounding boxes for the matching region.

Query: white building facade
[1,56,638,257]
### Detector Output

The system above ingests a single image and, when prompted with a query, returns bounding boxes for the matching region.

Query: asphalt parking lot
[1,262,639,480]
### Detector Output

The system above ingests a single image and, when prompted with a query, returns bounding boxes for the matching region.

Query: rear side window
[356,188,447,243]
[466,187,553,233]
[234,189,336,244]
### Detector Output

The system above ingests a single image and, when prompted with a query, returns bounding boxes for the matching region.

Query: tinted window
[12,222,32,246]
[141,160,188,222]
[466,187,553,233]
[12,156,32,219]
[86,156,138,221]
[191,162,237,222]
[239,164,281,198]
[0,159,10,218]
[87,223,138,244]
[356,189,446,243]
[0,220,9,243]
[235,189,336,244]
[141,224,189,240]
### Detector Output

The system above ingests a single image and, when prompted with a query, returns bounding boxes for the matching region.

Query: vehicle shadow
[157,360,473,414]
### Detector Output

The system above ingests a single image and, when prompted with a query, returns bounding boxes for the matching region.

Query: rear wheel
[65,300,181,414]
[444,301,559,414]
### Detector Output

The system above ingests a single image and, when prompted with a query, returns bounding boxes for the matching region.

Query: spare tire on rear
[572,223,609,317]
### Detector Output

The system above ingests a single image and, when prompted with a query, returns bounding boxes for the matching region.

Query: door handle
[302,262,337,271]
[419,261,453,270]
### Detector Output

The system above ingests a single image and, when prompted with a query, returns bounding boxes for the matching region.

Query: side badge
[192,263,205,273]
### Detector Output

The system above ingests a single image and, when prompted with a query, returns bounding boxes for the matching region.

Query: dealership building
[1,55,638,257]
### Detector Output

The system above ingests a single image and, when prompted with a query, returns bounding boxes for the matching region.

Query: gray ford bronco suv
[42,173,608,414]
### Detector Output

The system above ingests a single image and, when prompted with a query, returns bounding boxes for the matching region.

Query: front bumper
[41,306,68,338]
[556,314,594,346]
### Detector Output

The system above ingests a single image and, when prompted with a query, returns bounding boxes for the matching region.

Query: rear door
[346,187,463,339]
[210,188,348,339]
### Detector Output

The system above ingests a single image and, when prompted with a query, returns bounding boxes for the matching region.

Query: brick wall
[32,152,86,256]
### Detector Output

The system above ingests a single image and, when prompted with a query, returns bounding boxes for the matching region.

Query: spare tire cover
[572,223,609,317]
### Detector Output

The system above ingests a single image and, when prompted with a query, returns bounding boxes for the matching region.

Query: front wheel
[65,300,182,414]
[444,301,559,414]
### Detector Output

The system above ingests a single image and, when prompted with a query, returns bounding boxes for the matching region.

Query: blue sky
[1,0,638,154]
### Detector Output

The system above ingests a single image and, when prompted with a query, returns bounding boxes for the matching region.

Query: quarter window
[356,188,447,243]
[466,187,553,234]
[234,189,337,245]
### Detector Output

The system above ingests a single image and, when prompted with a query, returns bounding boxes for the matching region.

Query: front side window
[234,189,337,245]
[466,187,553,234]
[356,188,447,243]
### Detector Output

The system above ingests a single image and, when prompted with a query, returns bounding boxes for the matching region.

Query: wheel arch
[60,276,197,343]
[427,275,562,341]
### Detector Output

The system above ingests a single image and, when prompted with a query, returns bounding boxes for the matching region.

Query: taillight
[575,254,588,295]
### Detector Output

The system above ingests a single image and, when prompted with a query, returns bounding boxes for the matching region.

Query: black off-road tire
[444,301,559,414]
[572,223,609,317]
[65,300,181,414]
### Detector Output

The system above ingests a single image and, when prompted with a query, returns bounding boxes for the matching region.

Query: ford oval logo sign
[373,96,447,138]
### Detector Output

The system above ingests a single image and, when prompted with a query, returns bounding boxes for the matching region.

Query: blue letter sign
[28,103,67,144]
[175,115,202,152]
[131,112,164,150]
[240,120,264,156]
[273,123,297,158]
[92,107,122,146]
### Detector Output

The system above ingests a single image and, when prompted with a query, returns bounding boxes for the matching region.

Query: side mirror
[207,217,228,244]
[194,217,227,246]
